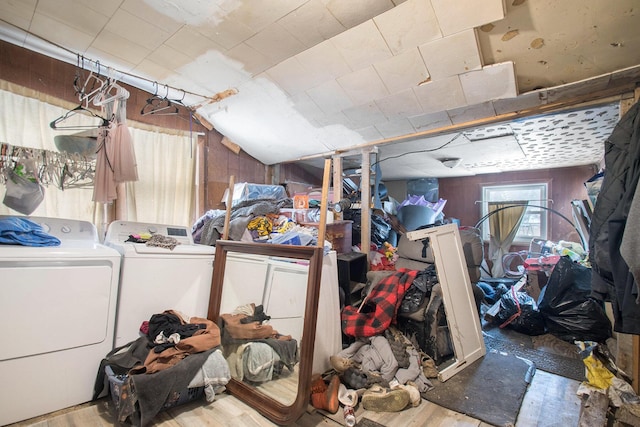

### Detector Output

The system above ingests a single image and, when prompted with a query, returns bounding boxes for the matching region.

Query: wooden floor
[8,368,582,427]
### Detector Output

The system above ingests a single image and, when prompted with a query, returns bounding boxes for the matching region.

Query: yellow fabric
[583,353,614,389]
[247,216,273,237]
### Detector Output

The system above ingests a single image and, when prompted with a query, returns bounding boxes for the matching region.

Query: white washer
[104,221,215,347]
[0,216,121,426]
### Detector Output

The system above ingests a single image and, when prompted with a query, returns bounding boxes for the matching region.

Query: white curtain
[0,82,195,229]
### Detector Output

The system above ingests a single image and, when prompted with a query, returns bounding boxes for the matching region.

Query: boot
[310,374,340,414]
[361,384,410,412]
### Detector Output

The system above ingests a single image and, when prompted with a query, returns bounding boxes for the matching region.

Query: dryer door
[0,260,116,361]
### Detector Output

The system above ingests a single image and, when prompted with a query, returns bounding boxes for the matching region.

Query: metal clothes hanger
[140,83,179,116]
[49,104,110,130]
[93,68,130,106]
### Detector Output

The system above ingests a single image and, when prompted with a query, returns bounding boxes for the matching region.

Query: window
[480,183,548,243]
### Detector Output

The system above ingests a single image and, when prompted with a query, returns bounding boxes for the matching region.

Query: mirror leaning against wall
[207,240,324,425]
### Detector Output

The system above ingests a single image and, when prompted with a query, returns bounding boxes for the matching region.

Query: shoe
[393,382,421,407]
[420,352,438,378]
[310,374,340,414]
[361,384,410,412]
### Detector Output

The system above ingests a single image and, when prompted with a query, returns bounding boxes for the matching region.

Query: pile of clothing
[94,310,230,427]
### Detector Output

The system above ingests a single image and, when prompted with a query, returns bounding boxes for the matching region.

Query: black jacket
[589,100,640,334]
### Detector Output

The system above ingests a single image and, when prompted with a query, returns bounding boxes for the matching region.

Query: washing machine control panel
[105,221,195,245]
[24,216,99,242]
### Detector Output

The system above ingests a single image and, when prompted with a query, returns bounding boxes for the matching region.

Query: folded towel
[0,217,61,246]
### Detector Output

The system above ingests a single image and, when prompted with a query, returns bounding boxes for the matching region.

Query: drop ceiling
[1,0,639,180]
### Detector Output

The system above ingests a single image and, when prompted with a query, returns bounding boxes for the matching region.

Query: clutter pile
[94,310,230,427]
[309,325,436,418]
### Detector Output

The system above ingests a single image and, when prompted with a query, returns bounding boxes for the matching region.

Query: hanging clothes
[92,92,138,203]
[111,98,138,183]
[92,124,117,203]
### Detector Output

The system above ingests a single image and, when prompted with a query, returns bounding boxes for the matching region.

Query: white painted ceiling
[1,0,639,180]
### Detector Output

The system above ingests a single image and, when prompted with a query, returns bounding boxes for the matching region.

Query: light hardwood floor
[8,369,582,427]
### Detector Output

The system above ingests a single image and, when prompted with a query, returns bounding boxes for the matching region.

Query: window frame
[480,182,549,244]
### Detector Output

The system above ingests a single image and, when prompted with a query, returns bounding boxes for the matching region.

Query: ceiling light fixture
[441,158,463,168]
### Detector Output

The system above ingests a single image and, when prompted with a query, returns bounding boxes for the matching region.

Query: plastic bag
[3,169,45,215]
[496,288,546,335]
[538,256,612,343]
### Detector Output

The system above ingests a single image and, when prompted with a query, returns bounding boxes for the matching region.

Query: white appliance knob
[148,226,158,234]
[61,225,71,233]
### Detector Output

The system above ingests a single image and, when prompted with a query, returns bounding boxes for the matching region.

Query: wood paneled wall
[0,40,320,215]
[439,165,598,245]
[386,164,598,248]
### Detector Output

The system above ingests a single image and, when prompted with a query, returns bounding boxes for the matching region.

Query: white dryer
[0,216,121,426]
[104,221,215,347]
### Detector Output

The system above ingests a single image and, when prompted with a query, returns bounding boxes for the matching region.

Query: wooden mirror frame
[207,240,324,425]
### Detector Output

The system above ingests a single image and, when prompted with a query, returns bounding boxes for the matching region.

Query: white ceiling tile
[120,0,183,34]
[375,117,417,138]
[226,0,307,32]
[131,59,174,84]
[314,111,354,128]
[332,20,393,70]
[355,126,384,142]
[408,111,453,132]
[196,16,256,50]
[380,133,465,158]
[431,0,505,36]
[105,9,170,51]
[306,80,354,115]
[266,57,312,95]
[324,0,395,28]
[374,0,442,55]
[91,30,151,66]
[375,89,423,120]
[342,103,388,128]
[146,45,192,72]
[36,0,109,37]
[447,101,496,125]
[460,61,518,105]
[29,13,95,52]
[337,66,389,105]
[413,76,467,114]
[296,39,352,80]
[419,29,482,80]
[290,91,325,120]
[78,0,123,17]
[374,48,429,94]
[84,45,137,72]
[183,51,251,94]
[0,0,36,30]
[165,26,225,60]
[245,22,307,64]
[226,42,273,76]
[277,0,346,48]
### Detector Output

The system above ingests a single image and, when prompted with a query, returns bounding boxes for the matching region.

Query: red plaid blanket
[341,268,419,337]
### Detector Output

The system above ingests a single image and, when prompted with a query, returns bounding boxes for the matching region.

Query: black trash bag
[496,289,546,335]
[538,256,612,343]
